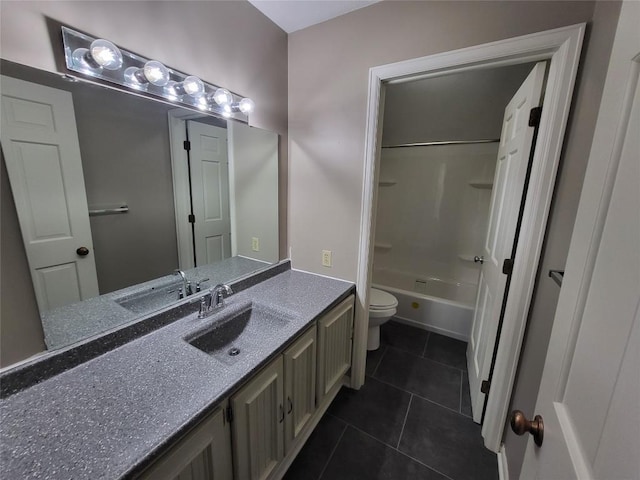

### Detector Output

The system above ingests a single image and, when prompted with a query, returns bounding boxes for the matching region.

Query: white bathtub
[372,268,476,341]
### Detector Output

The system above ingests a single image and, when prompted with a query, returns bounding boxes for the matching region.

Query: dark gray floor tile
[399,396,498,480]
[461,371,472,417]
[283,414,347,480]
[374,347,462,410]
[380,320,430,356]
[328,376,411,446]
[320,426,448,480]
[423,332,468,370]
[365,345,386,376]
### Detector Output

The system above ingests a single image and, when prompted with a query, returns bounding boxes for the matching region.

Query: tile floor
[284,320,499,480]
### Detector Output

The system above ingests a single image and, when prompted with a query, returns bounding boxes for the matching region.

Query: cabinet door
[317,296,354,404]
[231,356,284,480]
[284,324,317,452]
[137,406,233,480]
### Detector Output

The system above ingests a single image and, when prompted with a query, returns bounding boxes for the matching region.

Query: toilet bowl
[368,288,398,350]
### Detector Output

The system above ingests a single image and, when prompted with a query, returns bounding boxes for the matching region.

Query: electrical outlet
[252,237,260,252]
[322,250,332,267]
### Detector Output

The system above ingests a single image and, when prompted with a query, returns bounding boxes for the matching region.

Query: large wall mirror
[0,59,280,365]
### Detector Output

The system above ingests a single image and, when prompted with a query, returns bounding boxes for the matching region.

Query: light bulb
[125,61,170,88]
[124,66,148,90]
[88,39,123,70]
[143,61,170,86]
[197,95,209,111]
[182,76,204,97]
[222,104,232,118]
[238,98,255,114]
[213,88,233,106]
[164,81,180,99]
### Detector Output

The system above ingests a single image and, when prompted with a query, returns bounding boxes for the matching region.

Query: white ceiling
[248,0,381,33]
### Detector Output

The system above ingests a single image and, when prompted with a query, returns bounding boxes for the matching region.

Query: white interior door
[467,62,547,423]
[188,120,231,266]
[521,4,639,477]
[1,76,99,313]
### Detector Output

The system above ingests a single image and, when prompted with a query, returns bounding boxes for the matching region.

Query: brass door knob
[510,410,544,447]
[76,247,90,256]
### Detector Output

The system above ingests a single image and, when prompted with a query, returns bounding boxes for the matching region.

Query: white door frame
[354,23,585,452]
[168,109,199,270]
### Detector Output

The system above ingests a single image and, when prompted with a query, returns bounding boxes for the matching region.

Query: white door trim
[354,23,585,452]
[168,110,194,270]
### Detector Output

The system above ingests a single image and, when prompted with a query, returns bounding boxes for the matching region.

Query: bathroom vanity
[0,262,355,479]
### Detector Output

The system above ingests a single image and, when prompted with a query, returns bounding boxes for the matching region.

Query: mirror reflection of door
[0,76,99,313]
[187,120,232,266]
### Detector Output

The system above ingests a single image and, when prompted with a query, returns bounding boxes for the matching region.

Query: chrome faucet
[198,284,233,318]
[174,269,191,298]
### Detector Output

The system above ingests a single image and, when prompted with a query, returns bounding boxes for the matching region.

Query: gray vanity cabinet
[137,406,233,480]
[316,295,355,405]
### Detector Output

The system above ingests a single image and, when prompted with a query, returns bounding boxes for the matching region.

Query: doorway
[371,61,545,427]
[354,24,585,452]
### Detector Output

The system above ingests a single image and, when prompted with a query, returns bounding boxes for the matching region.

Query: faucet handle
[196,278,210,292]
[198,296,209,318]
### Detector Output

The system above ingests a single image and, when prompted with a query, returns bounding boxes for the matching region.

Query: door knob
[510,410,544,447]
[76,247,90,256]
[474,255,484,264]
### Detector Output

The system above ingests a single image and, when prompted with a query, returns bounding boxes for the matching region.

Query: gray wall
[0,0,288,367]
[383,63,534,145]
[504,1,621,476]
[287,0,620,477]
[1,155,45,366]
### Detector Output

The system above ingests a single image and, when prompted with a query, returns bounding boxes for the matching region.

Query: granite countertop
[41,256,270,350]
[0,269,354,479]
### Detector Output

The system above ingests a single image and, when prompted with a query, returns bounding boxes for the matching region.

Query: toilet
[368,288,398,350]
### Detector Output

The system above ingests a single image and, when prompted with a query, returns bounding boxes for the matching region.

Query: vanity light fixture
[62,26,254,121]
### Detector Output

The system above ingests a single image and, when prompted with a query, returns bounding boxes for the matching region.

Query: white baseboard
[497,444,509,480]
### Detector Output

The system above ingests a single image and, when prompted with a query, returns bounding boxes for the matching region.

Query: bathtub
[371,268,476,341]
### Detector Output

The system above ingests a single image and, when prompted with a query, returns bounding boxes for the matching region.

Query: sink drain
[228,347,241,356]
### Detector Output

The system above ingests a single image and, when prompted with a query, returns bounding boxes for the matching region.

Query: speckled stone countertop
[41,256,270,350]
[0,269,353,479]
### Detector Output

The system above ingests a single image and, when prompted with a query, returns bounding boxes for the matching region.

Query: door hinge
[481,380,491,394]
[188,214,195,224]
[528,106,542,127]
[502,258,514,275]
[183,140,191,151]
[226,405,233,423]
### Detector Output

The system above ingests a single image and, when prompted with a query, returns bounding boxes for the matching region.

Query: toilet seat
[369,288,398,310]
